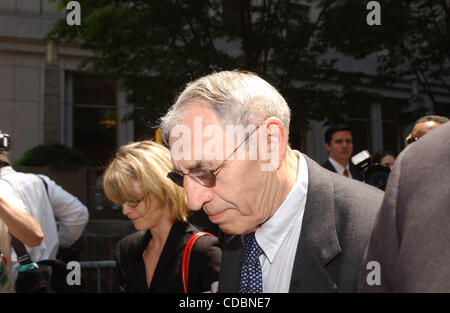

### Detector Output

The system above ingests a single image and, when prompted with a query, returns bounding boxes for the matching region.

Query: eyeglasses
[167,125,260,188]
[406,137,418,145]
[121,195,147,208]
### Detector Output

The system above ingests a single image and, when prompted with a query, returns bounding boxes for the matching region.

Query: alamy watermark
[66,1,81,26]
[366,1,381,26]
[365,260,381,286]
[66,261,81,286]
[64,2,381,28]
[170,118,280,172]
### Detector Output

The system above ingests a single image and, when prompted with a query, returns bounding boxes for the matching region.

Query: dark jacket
[116,221,221,292]
[322,159,363,181]
[218,155,383,292]
[358,122,450,292]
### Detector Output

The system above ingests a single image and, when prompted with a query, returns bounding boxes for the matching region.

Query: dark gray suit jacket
[218,154,383,292]
[358,122,450,292]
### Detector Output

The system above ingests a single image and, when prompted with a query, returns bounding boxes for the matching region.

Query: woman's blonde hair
[102,140,188,222]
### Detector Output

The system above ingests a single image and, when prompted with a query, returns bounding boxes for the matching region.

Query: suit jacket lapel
[219,155,342,293]
[289,155,342,292]
[218,234,242,293]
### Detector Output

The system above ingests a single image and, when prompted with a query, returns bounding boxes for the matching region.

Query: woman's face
[380,155,395,169]
[121,181,172,231]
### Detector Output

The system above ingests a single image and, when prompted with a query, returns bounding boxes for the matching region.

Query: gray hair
[159,70,291,144]
[415,115,449,125]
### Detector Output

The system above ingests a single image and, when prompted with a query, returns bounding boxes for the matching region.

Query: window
[381,102,403,155]
[72,73,117,164]
[435,103,450,118]
[133,106,156,142]
[347,105,371,156]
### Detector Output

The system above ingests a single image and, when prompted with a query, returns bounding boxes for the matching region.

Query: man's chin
[217,222,241,235]
[217,222,256,236]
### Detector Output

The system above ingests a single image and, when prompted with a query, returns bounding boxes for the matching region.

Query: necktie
[239,232,263,293]
[343,168,349,177]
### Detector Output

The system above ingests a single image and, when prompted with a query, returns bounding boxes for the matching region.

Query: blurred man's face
[325,131,354,166]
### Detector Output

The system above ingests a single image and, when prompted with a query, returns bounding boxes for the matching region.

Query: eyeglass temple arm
[211,125,260,173]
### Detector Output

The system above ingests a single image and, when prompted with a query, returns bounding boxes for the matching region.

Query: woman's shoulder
[185,225,220,253]
[116,230,149,255]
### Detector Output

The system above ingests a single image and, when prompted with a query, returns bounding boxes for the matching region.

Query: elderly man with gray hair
[160,70,383,293]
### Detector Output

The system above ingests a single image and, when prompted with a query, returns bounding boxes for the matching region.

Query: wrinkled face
[380,155,395,169]
[325,130,354,164]
[121,181,171,231]
[168,101,274,235]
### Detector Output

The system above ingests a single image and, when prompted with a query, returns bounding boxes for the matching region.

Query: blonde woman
[0,190,43,292]
[103,141,221,292]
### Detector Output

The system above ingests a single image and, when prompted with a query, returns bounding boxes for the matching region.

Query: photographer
[371,151,396,169]
[351,150,392,191]
[1,190,44,292]
[0,131,89,291]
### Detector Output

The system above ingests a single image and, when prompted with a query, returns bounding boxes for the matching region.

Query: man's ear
[325,142,331,153]
[259,117,287,171]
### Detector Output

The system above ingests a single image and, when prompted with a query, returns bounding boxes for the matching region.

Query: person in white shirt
[322,124,363,181]
[0,151,89,291]
[0,189,43,293]
[159,70,383,293]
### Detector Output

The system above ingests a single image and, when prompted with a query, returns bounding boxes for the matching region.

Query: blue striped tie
[239,232,263,293]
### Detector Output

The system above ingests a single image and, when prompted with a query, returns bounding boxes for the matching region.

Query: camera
[351,150,391,191]
[0,131,11,152]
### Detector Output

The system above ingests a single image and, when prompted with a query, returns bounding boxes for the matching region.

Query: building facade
[0,0,135,165]
[1,0,449,166]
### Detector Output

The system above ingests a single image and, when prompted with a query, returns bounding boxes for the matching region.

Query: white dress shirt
[0,166,89,291]
[0,188,28,293]
[328,157,352,178]
[255,150,308,293]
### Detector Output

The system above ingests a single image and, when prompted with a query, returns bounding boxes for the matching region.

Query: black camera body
[351,150,391,191]
[0,132,11,152]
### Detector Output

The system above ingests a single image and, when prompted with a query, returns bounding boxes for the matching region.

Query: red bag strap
[181,231,214,293]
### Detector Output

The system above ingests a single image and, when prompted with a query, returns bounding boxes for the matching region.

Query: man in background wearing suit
[160,70,383,293]
[322,124,363,181]
[358,121,450,292]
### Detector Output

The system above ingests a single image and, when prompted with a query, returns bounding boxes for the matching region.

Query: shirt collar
[328,157,349,175]
[0,166,16,178]
[255,150,308,263]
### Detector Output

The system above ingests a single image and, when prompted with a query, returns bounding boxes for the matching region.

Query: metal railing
[80,260,116,293]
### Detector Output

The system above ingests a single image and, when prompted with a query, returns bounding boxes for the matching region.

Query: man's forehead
[180,100,219,122]
[169,102,224,135]
[172,158,217,172]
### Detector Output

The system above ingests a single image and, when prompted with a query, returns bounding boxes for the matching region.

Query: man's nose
[183,176,213,211]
